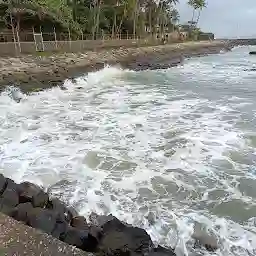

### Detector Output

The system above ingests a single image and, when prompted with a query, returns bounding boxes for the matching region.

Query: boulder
[19,182,48,207]
[52,219,68,239]
[99,216,154,255]
[47,198,78,223]
[71,216,88,230]
[32,190,49,208]
[89,225,103,242]
[6,178,20,192]
[0,174,6,194]
[27,208,57,235]
[89,212,116,227]
[13,202,34,222]
[62,226,98,252]
[0,202,16,217]
[0,188,19,207]
[149,246,176,256]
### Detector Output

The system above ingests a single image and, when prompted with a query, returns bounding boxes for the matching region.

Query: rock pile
[0,174,176,256]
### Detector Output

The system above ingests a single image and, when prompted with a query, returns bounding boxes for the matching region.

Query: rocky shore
[0,173,218,256]
[0,40,231,92]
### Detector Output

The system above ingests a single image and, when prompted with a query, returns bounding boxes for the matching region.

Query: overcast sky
[177,0,256,38]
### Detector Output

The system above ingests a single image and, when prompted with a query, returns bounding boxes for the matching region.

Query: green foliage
[0,0,182,37]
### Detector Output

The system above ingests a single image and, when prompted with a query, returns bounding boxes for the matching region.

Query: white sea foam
[1,48,256,255]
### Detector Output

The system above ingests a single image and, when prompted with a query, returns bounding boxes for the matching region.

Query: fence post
[68,27,72,51]
[126,30,128,40]
[32,26,38,51]
[80,30,83,51]
[102,29,104,42]
[53,26,58,50]
[40,26,45,51]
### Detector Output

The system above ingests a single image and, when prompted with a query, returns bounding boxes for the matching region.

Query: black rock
[13,202,34,222]
[99,216,154,255]
[63,226,98,252]
[47,198,78,223]
[0,174,6,194]
[249,51,256,55]
[27,208,57,234]
[89,212,116,227]
[52,220,68,239]
[0,202,16,217]
[6,178,20,192]
[71,216,88,230]
[149,246,176,256]
[89,225,103,242]
[0,188,19,207]
[32,190,49,208]
[19,182,48,208]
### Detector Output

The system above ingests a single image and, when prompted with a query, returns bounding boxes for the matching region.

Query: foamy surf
[1,48,256,255]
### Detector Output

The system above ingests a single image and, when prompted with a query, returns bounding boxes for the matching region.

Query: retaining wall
[0,38,161,56]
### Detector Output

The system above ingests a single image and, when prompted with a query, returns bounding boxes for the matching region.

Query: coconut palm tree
[187,0,206,27]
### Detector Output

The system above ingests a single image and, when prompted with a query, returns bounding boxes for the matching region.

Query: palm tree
[187,0,206,27]
[195,0,206,27]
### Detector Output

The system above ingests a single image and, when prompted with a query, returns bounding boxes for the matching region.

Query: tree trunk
[149,6,152,35]
[133,0,137,39]
[91,4,96,39]
[112,10,117,38]
[72,0,77,21]
[191,8,195,24]
[195,9,201,27]
[95,1,101,39]
[117,5,126,36]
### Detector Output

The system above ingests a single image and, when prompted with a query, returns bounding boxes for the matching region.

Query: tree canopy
[0,0,181,37]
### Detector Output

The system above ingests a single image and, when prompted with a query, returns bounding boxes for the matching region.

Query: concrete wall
[0,38,161,56]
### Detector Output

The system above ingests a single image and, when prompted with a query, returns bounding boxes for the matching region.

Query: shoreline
[0,40,231,92]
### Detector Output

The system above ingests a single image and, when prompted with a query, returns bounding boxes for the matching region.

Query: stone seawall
[0,41,230,91]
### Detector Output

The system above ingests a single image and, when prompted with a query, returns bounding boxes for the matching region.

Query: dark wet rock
[0,174,6,194]
[52,219,68,239]
[71,216,88,230]
[249,51,256,55]
[13,202,34,222]
[62,226,98,252]
[6,178,20,192]
[149,246,176,256]
[19,182,48,207]
[192,222,218,252]
[47,198,78,223]
[27,208,58,234]
[99,216,154,255]
[32,190,49,208]
[89,225,103,242]
[0,188,19,207]
[89,212,116,227]
[0,201,16,217]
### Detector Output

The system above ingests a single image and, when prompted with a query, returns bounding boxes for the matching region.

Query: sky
[177,0,256,38]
